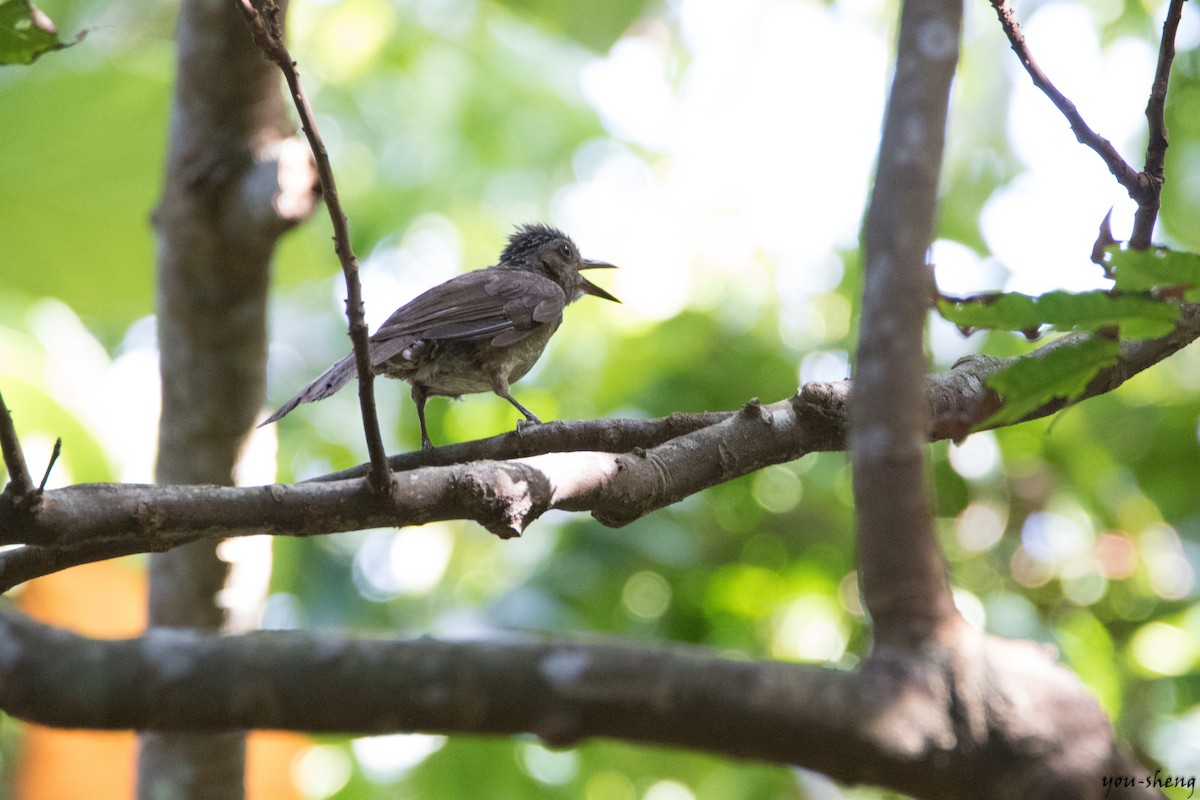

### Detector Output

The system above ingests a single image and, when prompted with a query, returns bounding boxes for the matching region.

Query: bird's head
[499,223,619,304]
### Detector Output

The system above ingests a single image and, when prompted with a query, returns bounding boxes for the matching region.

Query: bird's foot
[516,416,542,434]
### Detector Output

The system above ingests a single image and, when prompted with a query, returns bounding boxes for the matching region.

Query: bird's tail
[259,354,359,426]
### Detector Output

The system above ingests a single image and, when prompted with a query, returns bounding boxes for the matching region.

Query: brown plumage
[261,223,618,449]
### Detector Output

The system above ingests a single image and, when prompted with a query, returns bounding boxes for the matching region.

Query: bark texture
[141,0,316,797]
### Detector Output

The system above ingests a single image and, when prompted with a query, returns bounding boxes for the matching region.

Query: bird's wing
[261,271,565,425]
[366,270,566,364]
[372,270,566,342]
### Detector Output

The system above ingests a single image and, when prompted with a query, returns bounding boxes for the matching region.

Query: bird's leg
[492,379,541,430]
[504,393,542,426]
[411,384,435,450]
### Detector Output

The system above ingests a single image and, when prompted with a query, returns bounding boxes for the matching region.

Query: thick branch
[0,393,835,554]
[3,308,1199,589]
[854,0,962,646]
[0,610,1161,799]
[147,0,318,792]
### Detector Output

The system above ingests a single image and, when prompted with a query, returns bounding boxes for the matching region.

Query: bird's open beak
[579,259,620,303]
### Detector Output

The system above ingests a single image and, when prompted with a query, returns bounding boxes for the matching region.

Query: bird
[260,223,619,449]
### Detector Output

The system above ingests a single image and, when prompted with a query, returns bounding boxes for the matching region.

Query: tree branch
[853,0,962,646]
[0,389,35,500]
[0,609,1162,799]
[310,411,733,482]
[989,0,1188,249]
[1133,0,1186,248]
[3,306,1199,590]
[0,393,835,556]
[988,0,1148,202]
[233,0,392,492]
[146,0,320,791]
[0,538,190,593]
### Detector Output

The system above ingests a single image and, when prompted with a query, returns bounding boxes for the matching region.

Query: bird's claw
[516,417,543,434]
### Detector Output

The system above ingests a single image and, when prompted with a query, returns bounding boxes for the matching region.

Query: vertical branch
[234,0,393,492]
[0,391,35,499]
[1132,0,1186,249]
[143,0,317,796]
[853,0,963,647]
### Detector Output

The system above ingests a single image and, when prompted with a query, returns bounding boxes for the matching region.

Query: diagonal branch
[1,305,1197,590]
[989,0,1188,249]
[989,0,1148,201]
[233,0,392,492]
[322,304,1200,479]
[0,393,836,558]
[0,538,191,594]
[310,411,734,482]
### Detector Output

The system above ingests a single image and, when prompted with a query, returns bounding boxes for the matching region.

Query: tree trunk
[140,0,314,796]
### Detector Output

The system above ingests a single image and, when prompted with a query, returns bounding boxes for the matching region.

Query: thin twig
[989,0,1149,202]
[0,391,35,498]
[1132,0,1186,248]
[0,535,196,594]
[233,0,393,493]
[37,439,62,493]
[309,412,732,482]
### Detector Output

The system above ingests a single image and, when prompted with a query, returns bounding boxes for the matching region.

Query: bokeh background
[2,0,1199,797]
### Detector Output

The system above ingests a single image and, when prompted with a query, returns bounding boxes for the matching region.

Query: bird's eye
[559,243,572,258]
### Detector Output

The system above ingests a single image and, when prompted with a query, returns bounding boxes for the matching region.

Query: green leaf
[491,0,649,52]
[1109,245,1200,300]
[0,64,169,342]
[1056,610,1122,719]
[982,337,1121,427]
[0,0,77,65]
[937,290,1179,339]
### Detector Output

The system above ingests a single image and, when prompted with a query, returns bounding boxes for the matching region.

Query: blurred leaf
[0,0,78,65]
[982,337,1121,427]
[0,377,113,483]
[489,0,648,52]
[937,290,1179,339]
[1056,609,1122,719]
[0,60,170,341]
[594,310,800,415]
[706,564,785,619]
[1108,245,1200,301]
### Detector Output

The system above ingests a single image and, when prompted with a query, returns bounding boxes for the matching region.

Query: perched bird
[261,223,619,449]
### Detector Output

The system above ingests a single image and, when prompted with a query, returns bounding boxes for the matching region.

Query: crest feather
[499,223,573,266]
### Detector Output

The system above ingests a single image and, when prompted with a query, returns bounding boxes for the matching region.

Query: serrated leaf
[982,337,1121,428]
[0,0,77,65]
[937,293,1041,330]
[938,290,1179,337]
[1109,246,1200,300]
